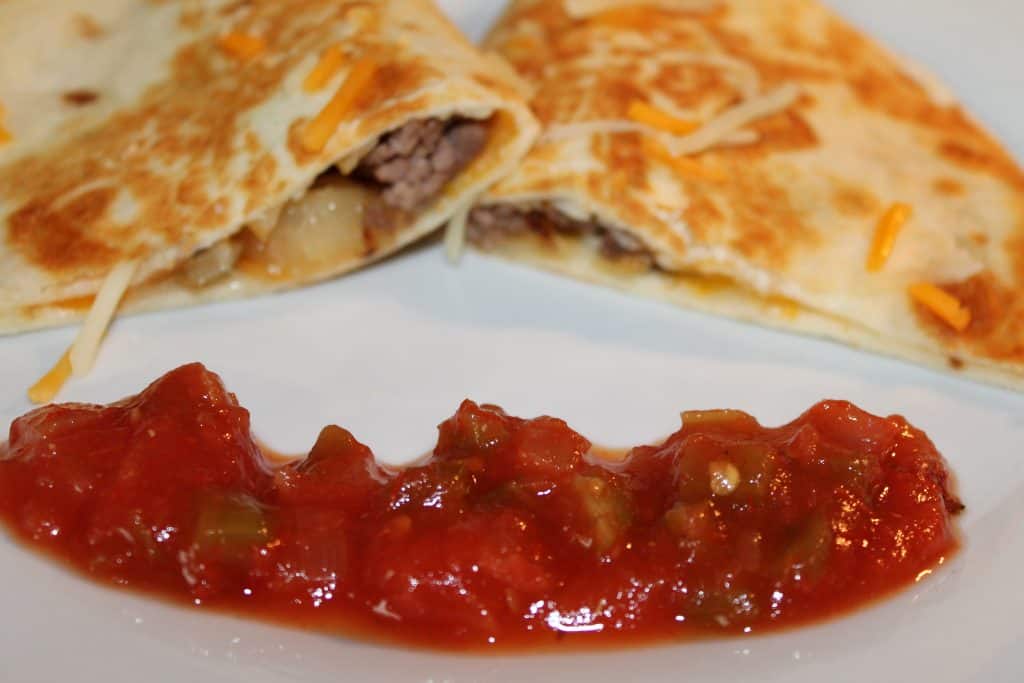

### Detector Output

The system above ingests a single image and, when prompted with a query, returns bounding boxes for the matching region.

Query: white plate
[2,1,1023,681]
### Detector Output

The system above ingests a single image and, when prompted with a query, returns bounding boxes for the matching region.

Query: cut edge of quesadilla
[467,193,1024,393]
[2,0,541,402]
[19,101,534,401]
[468,0,1024,391]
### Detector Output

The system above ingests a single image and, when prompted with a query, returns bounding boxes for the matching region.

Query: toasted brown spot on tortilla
[178,6,209,30]
[8,188,119,271]
[243,154,278,212]
[355,61,434,115]
[684,193,726,241]
[73,14,104,39]
[830,180,882,217]
[3,1,367,276]
[948,356,965,370]
[175,176,210,208]
[933,177,965,196]
[651,62,736,111]
[938,140,1024,192]
[728,108,820,160]
[62,90,100,107]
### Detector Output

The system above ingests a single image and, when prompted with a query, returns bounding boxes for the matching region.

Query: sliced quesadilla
[0,0,537,395]
[467,0,1024,390]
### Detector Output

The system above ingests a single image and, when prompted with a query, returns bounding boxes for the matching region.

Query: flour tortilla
[472,0,1024,390]
[0,0,538,333]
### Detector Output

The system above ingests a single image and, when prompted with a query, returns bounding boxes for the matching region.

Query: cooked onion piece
[258,177,370,276]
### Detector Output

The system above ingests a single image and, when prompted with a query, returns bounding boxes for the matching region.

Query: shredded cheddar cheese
[303,45,346,93]
[642,137,726,183]
[27,260,137,402]
[909,282,971,332]
[28,351,72,405]
[628,101,700,136]
[301,56,378,153]
[218,32,266,61]
[867,203,912,272]
[69,260,139,377]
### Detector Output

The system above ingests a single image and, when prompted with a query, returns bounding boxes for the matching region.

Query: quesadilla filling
[27,115,491,404]
[468,203,659,273]
[180,115,489,288]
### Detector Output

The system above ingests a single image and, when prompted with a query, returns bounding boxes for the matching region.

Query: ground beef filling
[181,117,488,287]
[358,117,488,227]
[468,204,655,267]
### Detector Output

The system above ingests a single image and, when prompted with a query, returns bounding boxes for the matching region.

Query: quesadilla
[0,0,537,390]
[467,0,1024,390]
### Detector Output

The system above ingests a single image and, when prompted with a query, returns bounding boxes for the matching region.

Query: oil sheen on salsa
[0,364,962,650]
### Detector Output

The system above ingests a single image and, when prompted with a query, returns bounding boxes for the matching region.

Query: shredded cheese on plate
[866,203,912,272]
[28,352,72,405]
[70,260,139,377]
[302,56,377,153]
[28,260,138,404]
[909,282,971,332]
[444,202,473,265]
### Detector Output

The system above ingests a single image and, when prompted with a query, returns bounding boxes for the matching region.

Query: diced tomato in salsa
[0,364,962,650]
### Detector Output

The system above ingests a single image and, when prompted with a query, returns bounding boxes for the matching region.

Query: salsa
[0,364,962,650]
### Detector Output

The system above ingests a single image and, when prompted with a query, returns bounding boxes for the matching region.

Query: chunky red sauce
[0,364,962,650]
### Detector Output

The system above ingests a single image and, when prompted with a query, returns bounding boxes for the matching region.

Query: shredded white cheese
[542,120,762,146]
[541,84,797,156]
[69,260,139,377]
[662,84,802,156]
[444,202,472,265]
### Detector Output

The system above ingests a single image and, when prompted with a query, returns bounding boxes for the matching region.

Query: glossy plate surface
[2,1,1022,681]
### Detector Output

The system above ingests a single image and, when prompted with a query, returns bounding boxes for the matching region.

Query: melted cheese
[301,56,378,153]
[27,351,72,405]
[866,203,912,272]
[909,283,971,332]
[69,260,139,377]
[217,32,266,61]
[628,101,700,135]
[303,45,346,93]
[444,202,472,264]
